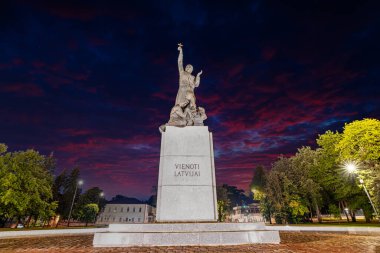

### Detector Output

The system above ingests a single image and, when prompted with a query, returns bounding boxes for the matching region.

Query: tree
[263,159,290,224]
[335,118,380,214]
[216,186,230,222]
[336,118,380,162]
[221,184,253,209]
[53,168,81,220]
[78,204,99,226]
[0,146,57,227]
[250,166,266,201]
[264,149,323,224]
[74,187,106,218]
[318,126,376,222]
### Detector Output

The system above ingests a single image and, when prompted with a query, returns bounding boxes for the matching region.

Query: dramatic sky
[1,1,380,199]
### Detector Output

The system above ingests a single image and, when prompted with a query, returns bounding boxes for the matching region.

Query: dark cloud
[1,0,380,198]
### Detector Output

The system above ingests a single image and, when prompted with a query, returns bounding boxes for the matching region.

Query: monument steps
[93,222,281,247]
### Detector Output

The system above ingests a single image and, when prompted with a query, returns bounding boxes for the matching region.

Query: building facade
[96,204,155,224]
[227,203,264,223]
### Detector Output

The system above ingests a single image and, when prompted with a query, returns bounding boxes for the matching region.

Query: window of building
[113,217,115,221]
[127,207,129,212]
[121,207,123,212]
[138,218,141,222]
[114,207,117,212]
[100,217,103,222]
[119,217,122,222]
[133,207,135,212]
[132,218,134,222]
[108,207,111,212]
[139,207,142,212]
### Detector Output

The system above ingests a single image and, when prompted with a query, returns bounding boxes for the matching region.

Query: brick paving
[0,232,379,253]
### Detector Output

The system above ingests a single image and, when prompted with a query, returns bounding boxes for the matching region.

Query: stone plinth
[93,223,281,247]
[156,126,217,222]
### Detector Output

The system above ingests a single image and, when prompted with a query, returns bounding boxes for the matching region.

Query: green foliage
[328,204,341,219]
[78,203,99,226]
[259,196,274,223]
[220,184,252,209]
[336,118,380,162]
[0,147,56,226]
[216,186,230,222]
[250,166,266,201]
[0,144,7,154]
[261,118,380,224]
[335,119,380,214]
[289,197,309,217]
[74,187,106,218]
[53,168,81,219]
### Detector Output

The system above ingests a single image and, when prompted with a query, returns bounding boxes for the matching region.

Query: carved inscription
[174,163,200,177]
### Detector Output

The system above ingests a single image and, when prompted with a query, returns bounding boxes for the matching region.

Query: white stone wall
[156,126,218,222]
[96,204,155,224]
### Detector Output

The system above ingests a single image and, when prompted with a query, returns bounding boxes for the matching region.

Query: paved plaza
[0,232,379,253]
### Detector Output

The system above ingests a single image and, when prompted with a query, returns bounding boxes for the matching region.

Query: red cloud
[0,83,44,97]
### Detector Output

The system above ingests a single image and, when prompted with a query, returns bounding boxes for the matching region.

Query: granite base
[93,222,280,247]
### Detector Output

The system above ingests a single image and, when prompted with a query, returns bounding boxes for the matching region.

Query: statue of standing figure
[159,44,207,133]
[175,44,203,110]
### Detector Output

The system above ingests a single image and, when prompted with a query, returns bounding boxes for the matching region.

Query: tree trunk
[309,206,313,223]
[269,211,272,224]
[342,201,350,222]
[350,210,356,222]
[26,216,32,228]
[32,216,38,227]
[315,203,322,223]
[338,201,343,220]
[86,221,88,227]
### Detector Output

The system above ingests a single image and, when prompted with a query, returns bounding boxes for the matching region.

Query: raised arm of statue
[178,46,184,73]
[194,70,202,87]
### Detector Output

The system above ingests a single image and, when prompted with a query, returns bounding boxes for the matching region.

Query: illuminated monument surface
[93,45,280,247]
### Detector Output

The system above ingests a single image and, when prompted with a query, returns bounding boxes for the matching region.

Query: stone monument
[156,44,217,222]
[93,45,280,247]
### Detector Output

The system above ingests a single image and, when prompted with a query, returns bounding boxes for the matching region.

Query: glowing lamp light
[78,180,84,185]
[344,162,358,174]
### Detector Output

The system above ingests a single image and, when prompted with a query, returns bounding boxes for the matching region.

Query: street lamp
[358,178,379,218]
[98,192,104,205]
[67,180,83,227]
[345,162,357,174]
[94,192,105,224]
[343,162,379,219]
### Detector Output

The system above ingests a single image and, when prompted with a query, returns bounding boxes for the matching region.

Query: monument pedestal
[156,126,217,222]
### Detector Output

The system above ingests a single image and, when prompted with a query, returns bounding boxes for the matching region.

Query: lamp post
[344,162,379,219]
[358,178,379,217]
[67,180,83,227]
[94,192,105,224]
[98,192,104,206]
